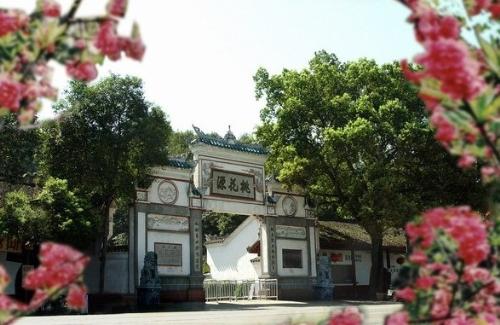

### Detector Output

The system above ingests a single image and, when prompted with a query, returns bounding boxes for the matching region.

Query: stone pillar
[260,216,277,278]
[128,206,136,294]
[309,226,317,278]
[188,208,204,301]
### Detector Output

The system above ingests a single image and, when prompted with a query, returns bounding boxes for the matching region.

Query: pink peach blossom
[0,77,24,111]
[66,284,87,310]
[431,289,452,319]
[107,0,127,17]
[414,9,460,42]
[66,61,98,82]
[409,251,427,265]
[457,154,476,169]
[95,20,122,60]
[385,311,409,325]
[415,39,485,101]
[395,287,416,302]
[329,307,362,325]
[42,0,61,17]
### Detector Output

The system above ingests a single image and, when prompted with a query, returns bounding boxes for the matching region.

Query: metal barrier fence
[204,279,278,302]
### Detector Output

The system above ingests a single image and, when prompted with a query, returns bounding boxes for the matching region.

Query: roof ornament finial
[224,124,236,144]
[192,124,204,137]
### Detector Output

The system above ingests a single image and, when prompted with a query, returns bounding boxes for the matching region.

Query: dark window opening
[282,249,302,268]
[331,265,354,284]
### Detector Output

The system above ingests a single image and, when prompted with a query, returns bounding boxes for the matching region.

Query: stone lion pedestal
[137,252,161,309]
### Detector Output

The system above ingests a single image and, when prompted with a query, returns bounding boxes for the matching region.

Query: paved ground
[17,301,402,325]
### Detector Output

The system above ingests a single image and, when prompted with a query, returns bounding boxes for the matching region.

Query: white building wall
[83,253,129,294]
[0,253,20,295]
[206,217,260,281]
[276,239,309,277]
[321,249,405,286]
[203,199,266,216]
[322,249,370,285]
[355,251,372,285]
[386,251,405,283]
[104,252,129,293]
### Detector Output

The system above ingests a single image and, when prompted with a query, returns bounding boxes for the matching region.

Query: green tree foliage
[0,191,48,244]
[36,177,98,249]
[0,177,97,250]
[39,75,172,292]
[202,213,247,239]
[168,130,196,159]
[254,51,486,297]
[109,199,131,247]
[238,133,259,145]
[0,114,39,185]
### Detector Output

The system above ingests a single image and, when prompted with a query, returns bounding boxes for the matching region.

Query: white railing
[204,279,278,302]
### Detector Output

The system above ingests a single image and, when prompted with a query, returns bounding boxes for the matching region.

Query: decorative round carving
[282,195,297,216]
[157,180,178,205]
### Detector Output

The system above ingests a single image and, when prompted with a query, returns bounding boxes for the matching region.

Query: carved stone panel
[282,195,297,216]
[136,190,148,202]
[276,225,306,239]
[157,180,178,204]
[154,243,182,266]
[147,214,189,232]
[193,219,202,272]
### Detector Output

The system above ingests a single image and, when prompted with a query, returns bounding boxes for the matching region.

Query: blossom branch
[68,16,109,25]
[462,102,500,163]
[61,0,83,24]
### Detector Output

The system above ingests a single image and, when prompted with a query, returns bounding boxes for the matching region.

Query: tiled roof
[319,221,406,249]
[166,158,193,169]
[192,125,267,155]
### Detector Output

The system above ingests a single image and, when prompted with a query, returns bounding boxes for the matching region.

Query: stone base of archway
[158,288,205,303]
[277,277,315,301]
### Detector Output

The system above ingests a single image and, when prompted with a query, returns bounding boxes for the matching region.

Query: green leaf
[470,88,496,122]
[476,29,500,76]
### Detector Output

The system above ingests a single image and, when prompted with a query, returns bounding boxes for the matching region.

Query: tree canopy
[40,75,172,201]
[168,130,196,159]
[0,177,97,250]
[39,75,172,291]
[254,51,486,296]
[0,114,39,185]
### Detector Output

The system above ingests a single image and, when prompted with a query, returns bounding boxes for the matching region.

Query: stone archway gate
[129,126,318,301]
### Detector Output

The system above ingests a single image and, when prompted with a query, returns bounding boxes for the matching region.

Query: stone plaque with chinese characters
[155,243,182,266]
[147,214,189,232]
[211,170,255,200]
[276,225,306,239]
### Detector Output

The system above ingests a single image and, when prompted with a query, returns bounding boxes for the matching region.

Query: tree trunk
[368,231,384,300]
[98,199,113,293]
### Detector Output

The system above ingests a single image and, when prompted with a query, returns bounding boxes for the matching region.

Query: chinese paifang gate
[131,125,318,301]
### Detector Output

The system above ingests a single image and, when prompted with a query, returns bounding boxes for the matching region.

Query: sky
[1,0,422,137]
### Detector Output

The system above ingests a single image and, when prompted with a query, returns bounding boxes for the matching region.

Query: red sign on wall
[330,253,343,262]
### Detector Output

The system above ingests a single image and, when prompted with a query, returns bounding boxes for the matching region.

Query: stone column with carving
[259,215,277,278]
[189,208,204,301]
